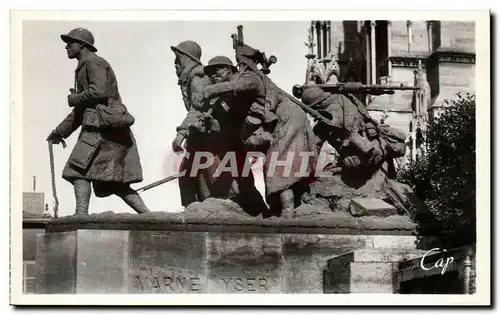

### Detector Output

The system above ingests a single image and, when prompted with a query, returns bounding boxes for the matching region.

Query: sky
[22,20,310,216]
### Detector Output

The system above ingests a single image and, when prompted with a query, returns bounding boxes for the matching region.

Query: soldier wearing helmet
[176,55,269,216]
[46,28,151,215]
[300,82,407,183]
[169,40,213,207]
[202,47,318,219]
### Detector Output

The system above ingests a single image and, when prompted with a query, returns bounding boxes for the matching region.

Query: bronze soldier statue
[199,56,269,216]
[203,44,318,218]
[300,79,407,186]
[46,28,150,215]
[170,40,212,207]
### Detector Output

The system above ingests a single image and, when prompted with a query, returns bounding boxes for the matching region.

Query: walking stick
[48,139,66,218]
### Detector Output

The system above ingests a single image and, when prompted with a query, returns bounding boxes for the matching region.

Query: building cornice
[389,55,429,68]
[23,218,51,229]
[389,49,475,68]
[429,49,476,64]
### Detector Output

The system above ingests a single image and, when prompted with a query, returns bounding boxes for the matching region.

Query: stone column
[316,21,322,59]
[370,21,376,84]
[305,23,316,83]
[327,21,331,55]
[407,20,413,54]
[322,22,328,58]
[365,22,371,84]
[426,21,433,52]
[387,21,393,81]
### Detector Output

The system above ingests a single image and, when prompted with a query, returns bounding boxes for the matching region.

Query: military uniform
[301,85,407,179]
[48,28,149,215]
[174,56,268,215]
[204,58,318,216]
[56,51,143,185]
[170,41,208,206]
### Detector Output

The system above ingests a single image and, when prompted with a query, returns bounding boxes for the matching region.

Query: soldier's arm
[69,59,109,107]
[175,110,194,138]
[189,75,210,111]
[203,72,264,101]
[175,109,206,138]
[55,108,84,138]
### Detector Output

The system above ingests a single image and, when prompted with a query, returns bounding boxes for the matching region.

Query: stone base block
[324,249,427,293]
[348,198,398,217]
[35,213,433,294]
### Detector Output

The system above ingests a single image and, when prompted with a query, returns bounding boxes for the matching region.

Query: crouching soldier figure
[47,28,150,215]
[300,84,407,186]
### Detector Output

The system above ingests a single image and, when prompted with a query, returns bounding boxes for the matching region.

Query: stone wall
[325,20,475,123]
[35,212,432,294]
[391,21,430,56]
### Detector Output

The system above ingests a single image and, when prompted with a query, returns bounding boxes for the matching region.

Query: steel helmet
[171,40,202,64]
[301,85,332,107]
[61,28,97,52]
[203,56,237,74]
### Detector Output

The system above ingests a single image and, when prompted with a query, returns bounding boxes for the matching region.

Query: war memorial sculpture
[33,25,475,295]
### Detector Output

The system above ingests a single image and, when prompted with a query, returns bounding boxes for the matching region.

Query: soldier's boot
[73,179,91,215]
[280,189,296,219]
[117,186,151,214]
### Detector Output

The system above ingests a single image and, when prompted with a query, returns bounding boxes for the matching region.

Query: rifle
[231,25,336,128]
[232,25,277,75]
[135,172,183,193]
[293,82,419,98]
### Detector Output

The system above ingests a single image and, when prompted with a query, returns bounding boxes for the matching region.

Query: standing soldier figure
[200,55,268,216]
[46,28,150,215]
[170,40,212,207]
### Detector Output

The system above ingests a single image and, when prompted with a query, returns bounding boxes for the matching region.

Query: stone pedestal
[35,211,433,294]
[324,249,427,293]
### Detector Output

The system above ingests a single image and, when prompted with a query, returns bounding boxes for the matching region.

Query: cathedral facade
[303,21,476,163]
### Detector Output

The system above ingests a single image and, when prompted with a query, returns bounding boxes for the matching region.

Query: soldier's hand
[47,130,62,144]
[342,156,361,168]
[67,93,78,107]
[368,141,385,165]
[172,134,185,153]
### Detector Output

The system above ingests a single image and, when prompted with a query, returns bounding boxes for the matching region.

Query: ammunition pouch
[240,116,261,143]
[68,131,101,170]
[188,112,219,134]
[96,103,135,128]
[377,124,407,158]
[348,133,374,155]
[364,122,379,139]
[81,104,135,129]
[82,108,101,128]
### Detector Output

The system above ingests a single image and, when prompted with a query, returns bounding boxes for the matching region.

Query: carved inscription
[220,277,269,292]
[133,267,202,293]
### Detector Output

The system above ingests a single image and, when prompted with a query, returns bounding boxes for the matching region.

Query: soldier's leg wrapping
[178,154,198,207]
[73,179,91,215]
[92,181,151,214]
[114,184,151,214]
[280,188,295,218]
